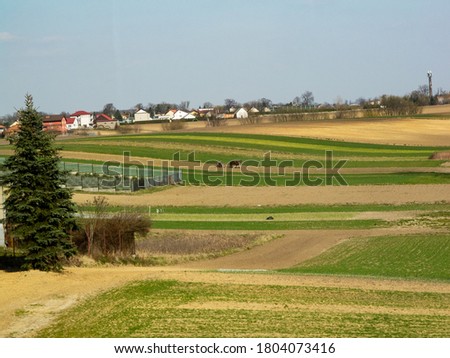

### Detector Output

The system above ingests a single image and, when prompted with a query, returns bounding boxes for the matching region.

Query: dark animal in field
[228,160,242,168]
[266,216,274,220]
[216,161,223,168]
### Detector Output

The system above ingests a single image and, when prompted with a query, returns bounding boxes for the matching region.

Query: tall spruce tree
[0,94,77,271]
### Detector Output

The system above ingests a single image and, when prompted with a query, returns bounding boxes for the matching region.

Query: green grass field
[93,202,450,214]
[80,202,449,231]
[151,219,388,230]
[38,279,450,338]
[59,132,450,161]
[281,233,450,281]
[63,132,449,158]
[3,132,449,186]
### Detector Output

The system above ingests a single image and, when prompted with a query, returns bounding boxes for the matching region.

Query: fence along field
[0,157,182,192]
[2,117,450,338]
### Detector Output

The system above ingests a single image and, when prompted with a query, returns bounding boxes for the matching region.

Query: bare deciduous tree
[224,98,239,110]
[78,196,109,257]
[301,91,314,108]
[76,196,151,257]
[103,103,116,116]
[179,101,190,111]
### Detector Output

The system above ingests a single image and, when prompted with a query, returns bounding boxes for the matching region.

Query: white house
[235,108,248,119]
[172,110,196,120]
[134,109,151,122]
[66,117,79,131]
[249,107,260,114]
[71,110,93,128]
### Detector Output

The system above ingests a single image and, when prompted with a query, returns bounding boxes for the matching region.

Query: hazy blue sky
[1,0,449,115]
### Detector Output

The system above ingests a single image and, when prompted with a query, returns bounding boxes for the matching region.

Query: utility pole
[427,71,433,104]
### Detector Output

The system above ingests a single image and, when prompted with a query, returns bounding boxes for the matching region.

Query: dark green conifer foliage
[0,94,77,271]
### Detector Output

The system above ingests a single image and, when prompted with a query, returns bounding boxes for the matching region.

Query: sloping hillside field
[2,119,450,338]
[59,132,450,187]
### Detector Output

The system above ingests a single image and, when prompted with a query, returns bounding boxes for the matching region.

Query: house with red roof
[94,113,118,129]
[70,110,93,128]
[65,117,79,131]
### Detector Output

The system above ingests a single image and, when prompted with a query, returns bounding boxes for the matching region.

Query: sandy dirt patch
[73,184,450,207]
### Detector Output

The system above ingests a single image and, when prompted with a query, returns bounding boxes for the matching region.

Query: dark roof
[42,114,65,123]
[95,113,114,122]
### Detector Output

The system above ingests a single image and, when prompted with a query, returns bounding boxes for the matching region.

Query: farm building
[198,108,215,117]
[94,114,118,129]
[65,117,79,131]
[235,108,248,119]
[42,114,67,134]
[134,109,151,122]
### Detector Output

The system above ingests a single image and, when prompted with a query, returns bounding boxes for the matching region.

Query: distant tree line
[2,84,450,124]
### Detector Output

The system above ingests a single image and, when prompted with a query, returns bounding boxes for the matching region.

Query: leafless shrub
[207,115,228,127]
[75,196,151,258]
[117,125,141,134]
[161,120,186,131]
[274,114,290,123]
[238,115,261,125]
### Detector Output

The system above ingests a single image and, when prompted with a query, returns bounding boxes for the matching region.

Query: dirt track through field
[184,227,434,270]
[1,225,447,337]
